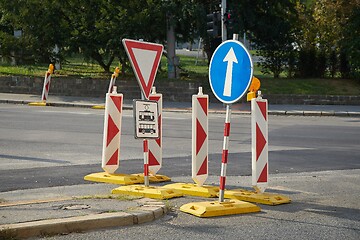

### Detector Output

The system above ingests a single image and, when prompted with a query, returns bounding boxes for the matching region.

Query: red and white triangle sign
[122,39,164,99]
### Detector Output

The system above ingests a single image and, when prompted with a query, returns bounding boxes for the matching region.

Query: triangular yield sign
[122,39,163,99]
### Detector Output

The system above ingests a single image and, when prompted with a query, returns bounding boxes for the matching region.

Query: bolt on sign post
[41,64,54,102]
[101,87,123,174]
[192,87,209,187]
[209,34,253,202]
[148,87,163,175]
[251,92,268,193]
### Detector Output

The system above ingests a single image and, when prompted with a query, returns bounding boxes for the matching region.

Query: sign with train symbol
[133,100,159,139]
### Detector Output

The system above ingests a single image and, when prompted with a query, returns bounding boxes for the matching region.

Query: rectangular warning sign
[133,100,159,139]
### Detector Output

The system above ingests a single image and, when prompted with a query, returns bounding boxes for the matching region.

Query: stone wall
[0,76,359,105]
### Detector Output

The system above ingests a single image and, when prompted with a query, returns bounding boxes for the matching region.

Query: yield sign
[122,39,164,99]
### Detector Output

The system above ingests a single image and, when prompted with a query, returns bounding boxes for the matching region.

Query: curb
[1,99,359,117]
[0,198,168,239]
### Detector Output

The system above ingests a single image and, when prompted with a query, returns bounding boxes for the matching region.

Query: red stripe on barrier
[110,95,122,112]
[107,115,120,147]
[45,82,50,92]
[221,149,228,163]
[198,97,208,116]
[258,163,268,182]
[224,123,230,136]
[156,116,161,146]
[148,150,160,166]
[107,149,119,165]
[197,156,208,175]
[196,119,207,154]
[256,123,267,160]
[257,101,267,121]
[149,96,161,102]
[219,176,226,190]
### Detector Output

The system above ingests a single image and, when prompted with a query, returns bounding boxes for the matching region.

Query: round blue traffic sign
[209,40,253,104]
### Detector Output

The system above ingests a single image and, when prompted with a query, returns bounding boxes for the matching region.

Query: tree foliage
[0,0,359,78]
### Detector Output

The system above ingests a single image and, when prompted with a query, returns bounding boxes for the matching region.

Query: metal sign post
[133,99,159,187]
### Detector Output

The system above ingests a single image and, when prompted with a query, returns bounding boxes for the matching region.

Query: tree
[245,0,298,78]
[0,0,70,64]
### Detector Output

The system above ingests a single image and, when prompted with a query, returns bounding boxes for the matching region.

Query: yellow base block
[224,189,291,205]
[91,105,105,109]
[180,199,261,217]
[28,102,47,106]
[133,173,171,183]
[84,172,143,185]
[112,185,183,200]
[163,183,219,198]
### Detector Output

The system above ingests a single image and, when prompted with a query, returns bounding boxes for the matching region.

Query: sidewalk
[0,93,359,117]
[0,184,168,239]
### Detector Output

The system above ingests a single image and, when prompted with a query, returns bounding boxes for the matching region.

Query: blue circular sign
[209,40,253,104]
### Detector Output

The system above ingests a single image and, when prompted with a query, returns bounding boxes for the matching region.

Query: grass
[1,54,359,95]
[74,194,142,201]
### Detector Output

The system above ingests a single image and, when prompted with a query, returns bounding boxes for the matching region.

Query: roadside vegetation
[1,54,359,96]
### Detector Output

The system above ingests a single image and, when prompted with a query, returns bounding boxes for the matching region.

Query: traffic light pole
[221,0,227,42]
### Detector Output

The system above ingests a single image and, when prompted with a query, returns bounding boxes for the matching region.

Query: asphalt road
[0,104,359,192]
[1,104,359,239]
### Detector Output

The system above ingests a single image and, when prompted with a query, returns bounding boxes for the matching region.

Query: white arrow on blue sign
[209,40,253,104]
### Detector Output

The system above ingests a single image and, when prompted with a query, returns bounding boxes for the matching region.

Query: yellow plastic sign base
[112,185,183,200]
[224,189,291,205]
[163,183,219,198]
[28,102,47,106]
[180,199,260,218]
[133,173,171,183]
[84,172,143,185]
[91,105,105,109]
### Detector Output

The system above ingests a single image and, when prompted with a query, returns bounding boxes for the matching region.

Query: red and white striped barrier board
[251,97,268,193]
[219,104,231,202]
[192,87,208,186]
[148,87,162,175]
[101,90,123,174]
[41,64,54,101]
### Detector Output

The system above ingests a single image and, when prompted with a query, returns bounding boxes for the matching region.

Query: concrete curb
[1,99,359,117]
[0,198,168,239]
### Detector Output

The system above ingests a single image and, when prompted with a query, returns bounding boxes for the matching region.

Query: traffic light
[207,12,220,37]
[224,11,233,29]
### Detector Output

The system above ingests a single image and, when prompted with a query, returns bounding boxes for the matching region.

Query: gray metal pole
[221,0,227,42]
